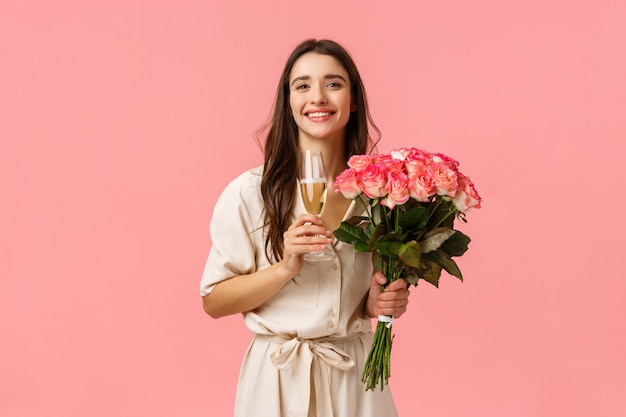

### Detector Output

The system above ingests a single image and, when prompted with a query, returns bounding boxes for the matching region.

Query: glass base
[303,246,336,262]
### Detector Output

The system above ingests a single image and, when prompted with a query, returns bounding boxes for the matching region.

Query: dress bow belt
[261,335,356,417]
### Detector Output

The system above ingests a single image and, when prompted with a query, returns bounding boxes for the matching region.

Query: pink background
[1,1,625,416]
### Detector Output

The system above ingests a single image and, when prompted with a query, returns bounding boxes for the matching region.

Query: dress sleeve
[200,171,263,296]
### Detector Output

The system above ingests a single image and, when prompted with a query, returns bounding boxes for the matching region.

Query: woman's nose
[309,85,327,104]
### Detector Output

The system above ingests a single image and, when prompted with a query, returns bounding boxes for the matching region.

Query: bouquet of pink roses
[333,147,481,391]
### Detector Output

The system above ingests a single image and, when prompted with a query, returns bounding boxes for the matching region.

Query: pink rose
[408,167,437,202]
[452,172,482,212]
[382,171,410,209]
[380,154,406,174]
[357,163,388,199]
[390,148,411,161]
[347,154,372,172]
[333,168,362,199]
[372,151,407,174]
[432,152,459,170]
[404,158,427,175]
[370,153,388,165]
[428,162,458,197]
[406,148,433,164]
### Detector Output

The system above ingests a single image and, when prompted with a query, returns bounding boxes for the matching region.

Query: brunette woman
[201,39,410,417]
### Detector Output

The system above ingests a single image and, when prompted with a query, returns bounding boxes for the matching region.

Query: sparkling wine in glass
[300,150,336,262]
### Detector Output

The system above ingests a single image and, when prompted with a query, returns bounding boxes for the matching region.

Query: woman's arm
[364,272,411,319]
[202,261,293,318]
[202,213,334,318]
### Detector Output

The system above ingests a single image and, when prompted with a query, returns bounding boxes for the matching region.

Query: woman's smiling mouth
[306,111,334,120]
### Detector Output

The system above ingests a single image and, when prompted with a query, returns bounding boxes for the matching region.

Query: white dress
[201,167,398,417]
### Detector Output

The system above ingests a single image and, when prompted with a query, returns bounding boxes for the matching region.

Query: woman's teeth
[307,112,331,117]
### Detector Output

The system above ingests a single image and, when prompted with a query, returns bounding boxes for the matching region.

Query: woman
[201,39,410,417]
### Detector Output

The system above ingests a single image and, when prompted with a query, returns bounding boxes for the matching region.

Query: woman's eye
[295,84,309,90]
[326,82,341,88]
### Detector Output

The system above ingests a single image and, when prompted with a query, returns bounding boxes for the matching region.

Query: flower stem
[416,199,459,240]
[362,255,395,391]
[356,194,374,225]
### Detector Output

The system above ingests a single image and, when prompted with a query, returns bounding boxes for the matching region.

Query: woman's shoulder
[216,165,264,206]
[223,165,263,193]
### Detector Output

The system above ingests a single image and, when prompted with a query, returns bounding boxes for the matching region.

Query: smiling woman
[200,39,410,417]
[289,54,356,147]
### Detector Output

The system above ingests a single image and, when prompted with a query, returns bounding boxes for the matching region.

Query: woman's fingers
[288,215,333,236]
[292,213,323,226]
[284,235,333,255]
[374,278,411,318]
[283,214,333,259]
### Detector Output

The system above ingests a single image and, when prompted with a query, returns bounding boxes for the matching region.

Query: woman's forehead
[289,53,349,81]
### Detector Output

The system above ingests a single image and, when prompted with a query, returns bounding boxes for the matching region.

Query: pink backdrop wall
[2,1,625,416]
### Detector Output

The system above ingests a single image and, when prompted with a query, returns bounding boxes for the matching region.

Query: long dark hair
[259,39,380,261]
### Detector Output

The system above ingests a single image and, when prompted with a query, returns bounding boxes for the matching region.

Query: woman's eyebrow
[290,75,311,86]
[290,74,348,87]
[324,74,348,82]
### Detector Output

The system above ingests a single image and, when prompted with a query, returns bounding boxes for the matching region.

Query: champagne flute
[299,150,336,262]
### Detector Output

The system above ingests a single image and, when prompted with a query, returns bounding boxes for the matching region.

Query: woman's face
[288,52,355,146]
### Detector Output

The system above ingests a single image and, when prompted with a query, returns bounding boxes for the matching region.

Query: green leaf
[355,242,370,252]
[398,241,422,268]
[343,215,369,226]
[334,222,368,246]
[428,199,456,228]
[398,205,429,231]
[377,240,403,258]
[425,250,463,281]
[371,251,382,271]
[368,222,388,251]
[405,272,420,286]
[420,227,456,253]
[419,261,443,287]
[439,230,471,257]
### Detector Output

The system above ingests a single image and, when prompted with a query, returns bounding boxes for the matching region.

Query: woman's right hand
[279,213,334,277]
[203,214,334,318]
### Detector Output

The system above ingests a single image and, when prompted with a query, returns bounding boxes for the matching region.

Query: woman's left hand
[365,272,411,319]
